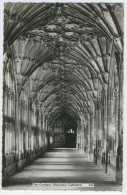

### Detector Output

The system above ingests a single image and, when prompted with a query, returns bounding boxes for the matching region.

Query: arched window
[66,129,75,134]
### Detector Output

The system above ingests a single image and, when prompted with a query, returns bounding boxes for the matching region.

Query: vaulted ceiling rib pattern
[4,3,123,124]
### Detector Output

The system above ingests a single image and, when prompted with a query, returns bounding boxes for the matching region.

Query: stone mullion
[37,110,41,150]
[114,91,119,155]
[23,103,25,125]
[41,112,43,149]
[38,111,41,149]
[5,94,8,116]
[110,98,115,153]
[34,109,36,127]
[5,128,8,155]
[10,95,12,117]
[8,129,10,154]
[106,84,110,173]
[18,100,22,160]
[101,94,105,151]
[90,112,94,158]
[103,84,108,173]
[45,118,48,132]
[89,99,94,159]
[39,131,41,149]
[82,123,85,152]
[12,129,15,154]
[26,129,29,155]
[37,109,40,151]
[31,131,34,152]
[105,48,116,173]
[14,99,20,166]
[25,105,28,125]
[19,128,22,160]
[23,102,28,157]
[3,124,6,159]
[81,116,85,152]
[28,99,32,155]
[98,107,102,159]
[22,103,24,124]
[32,109,36,149]
[118,65,123,142]
[32,110,35,151]
[3,91,7,116]
[93,97,98,165]
[43,115,45,148]
[10,128,13,154]
[19,100,24,159]
[34,109,36,151]
[79,121,82,150]
[79,119,82,152]
[23,128,26,158]
[11,95,14,117]
[96,108,99,165]
[117,55,123,169]
[39,111,41,129]
[35,108,38,151]
[31,107,35,152]
[104,87,107,152]
[37,130,39,151]
[22,129,24,158]
[44,115,46,132]
[42,113,45,147]
[4,127,8,155]
[113,96,116,154]
[106,77,114,173]
[7,129,10,154]
[34,131,36,152]
[9,128,11,154]
[76,123,79,149]
[77,121,81,150]
[39,121,42,149]
[7,93,10,117]
[11,128,15,154]
[87,114,90,158]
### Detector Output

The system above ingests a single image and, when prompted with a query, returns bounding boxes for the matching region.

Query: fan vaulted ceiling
[4,3,123,124]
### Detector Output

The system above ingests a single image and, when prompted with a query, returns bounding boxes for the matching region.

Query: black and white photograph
[0,0,126,193]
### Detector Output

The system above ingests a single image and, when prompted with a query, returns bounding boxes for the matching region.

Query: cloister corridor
[2,2,124,191]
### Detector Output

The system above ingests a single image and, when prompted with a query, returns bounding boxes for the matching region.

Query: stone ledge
[5,154,15,166]
[3,149,47,181]
[3,163,16,179]
[96,157,117,181]
[17,158,29,171]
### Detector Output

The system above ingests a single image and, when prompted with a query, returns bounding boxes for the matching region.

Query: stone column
[87,114,90,158]
[14,99,20,166]
[28,99,32,156]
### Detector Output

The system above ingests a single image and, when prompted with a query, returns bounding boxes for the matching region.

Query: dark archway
[52,114,78,148]
[65,128,76,148]
[64,116,77,148]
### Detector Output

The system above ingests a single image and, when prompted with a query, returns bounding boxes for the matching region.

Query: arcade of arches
[2,3,123,186]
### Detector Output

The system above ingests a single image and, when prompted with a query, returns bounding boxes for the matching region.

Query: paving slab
[3,148,122,191]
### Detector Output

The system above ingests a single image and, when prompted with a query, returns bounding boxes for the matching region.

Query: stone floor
[2,148,122,191]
